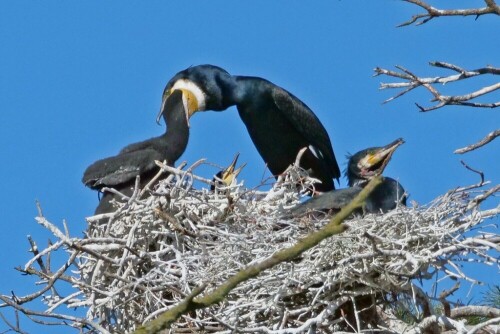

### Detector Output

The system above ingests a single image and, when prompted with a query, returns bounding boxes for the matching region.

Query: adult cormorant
[210,153,246,191]
[82,90,190,214]
[290,138,406,216]
[161,65,340,192]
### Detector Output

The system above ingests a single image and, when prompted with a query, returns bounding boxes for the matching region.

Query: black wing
[119,138,159,155]
[82,146,162,189]
[365,177,407,213]
[290,187,362,216]
[271,87,340,179]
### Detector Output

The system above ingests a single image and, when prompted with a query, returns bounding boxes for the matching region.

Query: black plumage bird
[210,153,246,191]
[161,65,340,192]
[290,138,406,216]
[82,90,190,214]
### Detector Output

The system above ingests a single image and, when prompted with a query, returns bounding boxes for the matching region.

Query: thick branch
[411,315,467,333]
[467,316,500,334]
[451,305,500,319]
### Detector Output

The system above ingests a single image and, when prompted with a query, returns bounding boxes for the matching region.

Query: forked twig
[374,62,499,112]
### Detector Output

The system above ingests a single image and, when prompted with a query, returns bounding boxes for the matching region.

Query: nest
[2,160,499,334]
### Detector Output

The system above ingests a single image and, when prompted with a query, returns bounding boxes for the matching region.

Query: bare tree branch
[399,0,500,27]
[451,305,500,319]
[406,315,467,333]
[440,283,461,317]
[0,294,109,334]
[455,129,500,154]
[0,310,28,334]
[374,62,500,112]
[460,160,485,185]
[467,316,500,334]
[376,62,499,153]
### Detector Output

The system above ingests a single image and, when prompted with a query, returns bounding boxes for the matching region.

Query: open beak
[221,153,247,185]
[156,88,200,127]
[361,138,405,177]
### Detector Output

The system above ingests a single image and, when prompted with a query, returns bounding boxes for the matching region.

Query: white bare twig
[455,129,500,154]
[374,62,500,112]
[399,0,500,27]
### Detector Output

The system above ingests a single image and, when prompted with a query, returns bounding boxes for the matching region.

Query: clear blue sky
[1,1,498,332]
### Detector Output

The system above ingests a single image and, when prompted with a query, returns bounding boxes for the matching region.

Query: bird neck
[208,75,271,110]
[346,168,365,187]
[161,113,189,163]
[230,76,268,106]
[203,72,239,110]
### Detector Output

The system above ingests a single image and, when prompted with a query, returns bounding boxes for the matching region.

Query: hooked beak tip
[156,98,168,125]
[386,138,405,153]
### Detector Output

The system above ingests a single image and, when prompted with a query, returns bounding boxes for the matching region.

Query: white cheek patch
[171,79,207,111]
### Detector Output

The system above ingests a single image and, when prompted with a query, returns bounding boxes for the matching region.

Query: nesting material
[6,161,499,334]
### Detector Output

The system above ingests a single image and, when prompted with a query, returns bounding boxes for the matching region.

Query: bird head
[346,138,404,186]
[156,65,235,126]
[211,153,247,191]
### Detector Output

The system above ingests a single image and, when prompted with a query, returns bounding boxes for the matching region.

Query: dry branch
[455,129,500,154]
[451,305,500,319]
[374,62,500,112]
[399,0,500,26]
[375,62,499,154]
[1,161,499,333]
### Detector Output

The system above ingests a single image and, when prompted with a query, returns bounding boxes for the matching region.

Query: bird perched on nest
[82,90,190,215]
[290,138,406,216]
[162,64,340,193]
[211,153,246,191]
